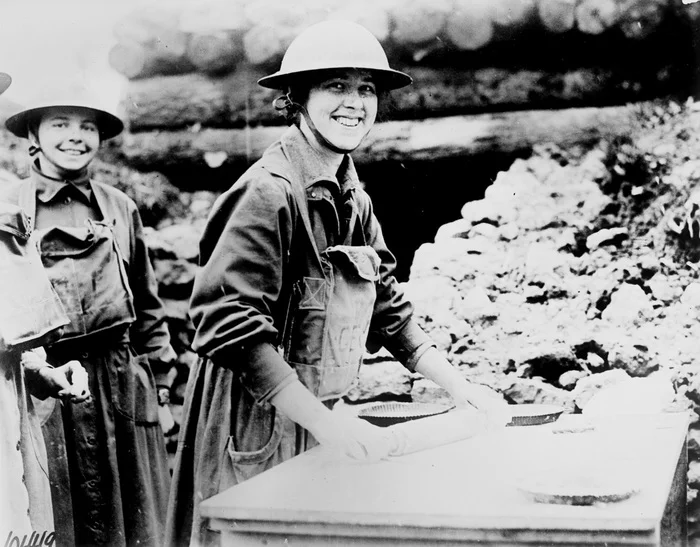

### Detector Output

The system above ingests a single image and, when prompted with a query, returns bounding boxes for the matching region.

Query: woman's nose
[342,90,363,108]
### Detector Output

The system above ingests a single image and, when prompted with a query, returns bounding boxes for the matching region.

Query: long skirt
[165,357,315,547]
[40,331,170,547]
[0,352,53,542]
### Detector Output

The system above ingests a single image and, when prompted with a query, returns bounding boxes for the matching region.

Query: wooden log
[120,65,676,130]
[617,0,668,39]
[492,0,537,28]
[575,0,620,34]
[536,0,578,32]
[109,42,193,80]
[329,1,392,42]
[120,104,644,169]
[389,0,452,45]
[121,70,280,130]
[111,7,191,79]
[243,24,296,66]
[444,1,495,51]
[186,31,243,74]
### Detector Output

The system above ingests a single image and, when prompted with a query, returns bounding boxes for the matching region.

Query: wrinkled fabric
[167,125,433,546]
[1,166,175,546]
[0,350,54,542]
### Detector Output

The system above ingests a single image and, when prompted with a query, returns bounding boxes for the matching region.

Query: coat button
[16,441,21,451]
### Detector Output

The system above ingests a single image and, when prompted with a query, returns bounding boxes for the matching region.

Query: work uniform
[166,125,434,546]
[2,165,175,547]
[0,201,68,542]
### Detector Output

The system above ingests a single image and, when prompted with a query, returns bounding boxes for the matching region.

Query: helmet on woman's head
[258,20,411,91]
[5,85,124,140]
[0,73,11,96]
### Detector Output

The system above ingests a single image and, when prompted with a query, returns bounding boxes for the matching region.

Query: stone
[647,273,680,303]
[469,223,500,240]
[681,282,700,307]
[344,361,412,403]
[501,377,576,411]
[585,227,629,250]
[601,283,653,324]
[499,223,520,241]
[457,286,498,323]
[558,369,588,389]
[607,339,659,377]
[572,369,631,410]
[434,218,473,241]
[155,223,202,261]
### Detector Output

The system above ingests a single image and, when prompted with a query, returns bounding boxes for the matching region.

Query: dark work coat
[166,126,433,546]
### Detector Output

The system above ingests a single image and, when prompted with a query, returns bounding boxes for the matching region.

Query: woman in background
[3,86,176,546]
[0,72,90,542]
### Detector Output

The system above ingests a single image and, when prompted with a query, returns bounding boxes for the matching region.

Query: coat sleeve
[189,171,298,401]
[357,190,434,371]
[125,199,177,385]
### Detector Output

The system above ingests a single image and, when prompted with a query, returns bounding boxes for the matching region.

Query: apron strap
[17,179,37,231]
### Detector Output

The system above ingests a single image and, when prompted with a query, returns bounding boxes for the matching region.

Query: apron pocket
[225,409,286,485]
[112,349,159,425]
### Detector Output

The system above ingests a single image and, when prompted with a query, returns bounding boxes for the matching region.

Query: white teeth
[60,150,84,155]
[335,117,359,127]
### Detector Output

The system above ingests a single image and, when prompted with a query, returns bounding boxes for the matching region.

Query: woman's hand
[452,383,512,429]
[40,360,91,403]
[413,346,511,430]
[310,411,394,462]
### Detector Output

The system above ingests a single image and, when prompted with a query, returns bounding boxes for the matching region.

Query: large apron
[166,170,381,546]
[20,184,169,547]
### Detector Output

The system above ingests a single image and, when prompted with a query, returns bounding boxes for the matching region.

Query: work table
[202,412,689,546]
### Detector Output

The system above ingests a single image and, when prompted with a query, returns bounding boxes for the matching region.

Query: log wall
[110,0,699,182]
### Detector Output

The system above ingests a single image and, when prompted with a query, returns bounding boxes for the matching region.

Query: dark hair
[275,69,390,126]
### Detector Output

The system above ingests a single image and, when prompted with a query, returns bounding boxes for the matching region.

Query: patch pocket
[112,348,159,425]
[224,410,285,486]
[298,277,327,310]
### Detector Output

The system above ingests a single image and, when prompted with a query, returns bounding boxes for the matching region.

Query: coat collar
[30,162,93,205]
[276,125,361,193]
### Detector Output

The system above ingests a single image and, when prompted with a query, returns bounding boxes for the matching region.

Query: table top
[202,412,689,543]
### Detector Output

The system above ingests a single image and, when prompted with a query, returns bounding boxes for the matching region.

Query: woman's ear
[27,131,41,157]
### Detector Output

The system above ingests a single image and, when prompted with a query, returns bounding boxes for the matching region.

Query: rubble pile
[347,100,700,530]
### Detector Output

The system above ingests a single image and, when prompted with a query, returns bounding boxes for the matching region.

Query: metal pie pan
[516,475,639,506]
[507,403,565,427]
[357,402,454,427]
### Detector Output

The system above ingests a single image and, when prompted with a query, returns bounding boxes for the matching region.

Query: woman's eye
[361,85,377,95]
[82,124,98,132]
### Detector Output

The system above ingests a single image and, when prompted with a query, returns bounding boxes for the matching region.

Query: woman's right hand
[310,412,394,462]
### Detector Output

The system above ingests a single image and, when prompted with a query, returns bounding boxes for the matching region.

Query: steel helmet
[5,84,124,140]
[0,73,10,96]
[258,20,411,91]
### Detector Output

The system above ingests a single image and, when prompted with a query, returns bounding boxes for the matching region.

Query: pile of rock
[344,103,700,530]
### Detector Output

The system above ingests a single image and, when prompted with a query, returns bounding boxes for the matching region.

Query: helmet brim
[258,66,412,91]
[6,105,124,140]
[0,73,11,96]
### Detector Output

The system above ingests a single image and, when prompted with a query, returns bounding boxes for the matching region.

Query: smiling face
[303,69,378,153]
[32,107,100,179]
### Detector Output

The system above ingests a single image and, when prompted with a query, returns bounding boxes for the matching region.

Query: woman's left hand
[43,361,91,403]
[452,383,511,430]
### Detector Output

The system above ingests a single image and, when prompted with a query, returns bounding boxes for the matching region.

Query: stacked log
[111,0,691,179]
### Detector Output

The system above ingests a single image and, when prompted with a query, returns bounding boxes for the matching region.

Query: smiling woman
[166,19,511,547]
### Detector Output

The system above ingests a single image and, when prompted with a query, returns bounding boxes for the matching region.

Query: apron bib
[277,166,380,401]
[18,180,136,340]
[34,220,137,339]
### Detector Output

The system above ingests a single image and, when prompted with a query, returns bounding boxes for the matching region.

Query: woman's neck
[298,118,345,173]
[35,157,89,182]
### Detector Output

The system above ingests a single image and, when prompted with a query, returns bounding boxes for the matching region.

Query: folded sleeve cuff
[233,341,297,403]
[380,319,435,372]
